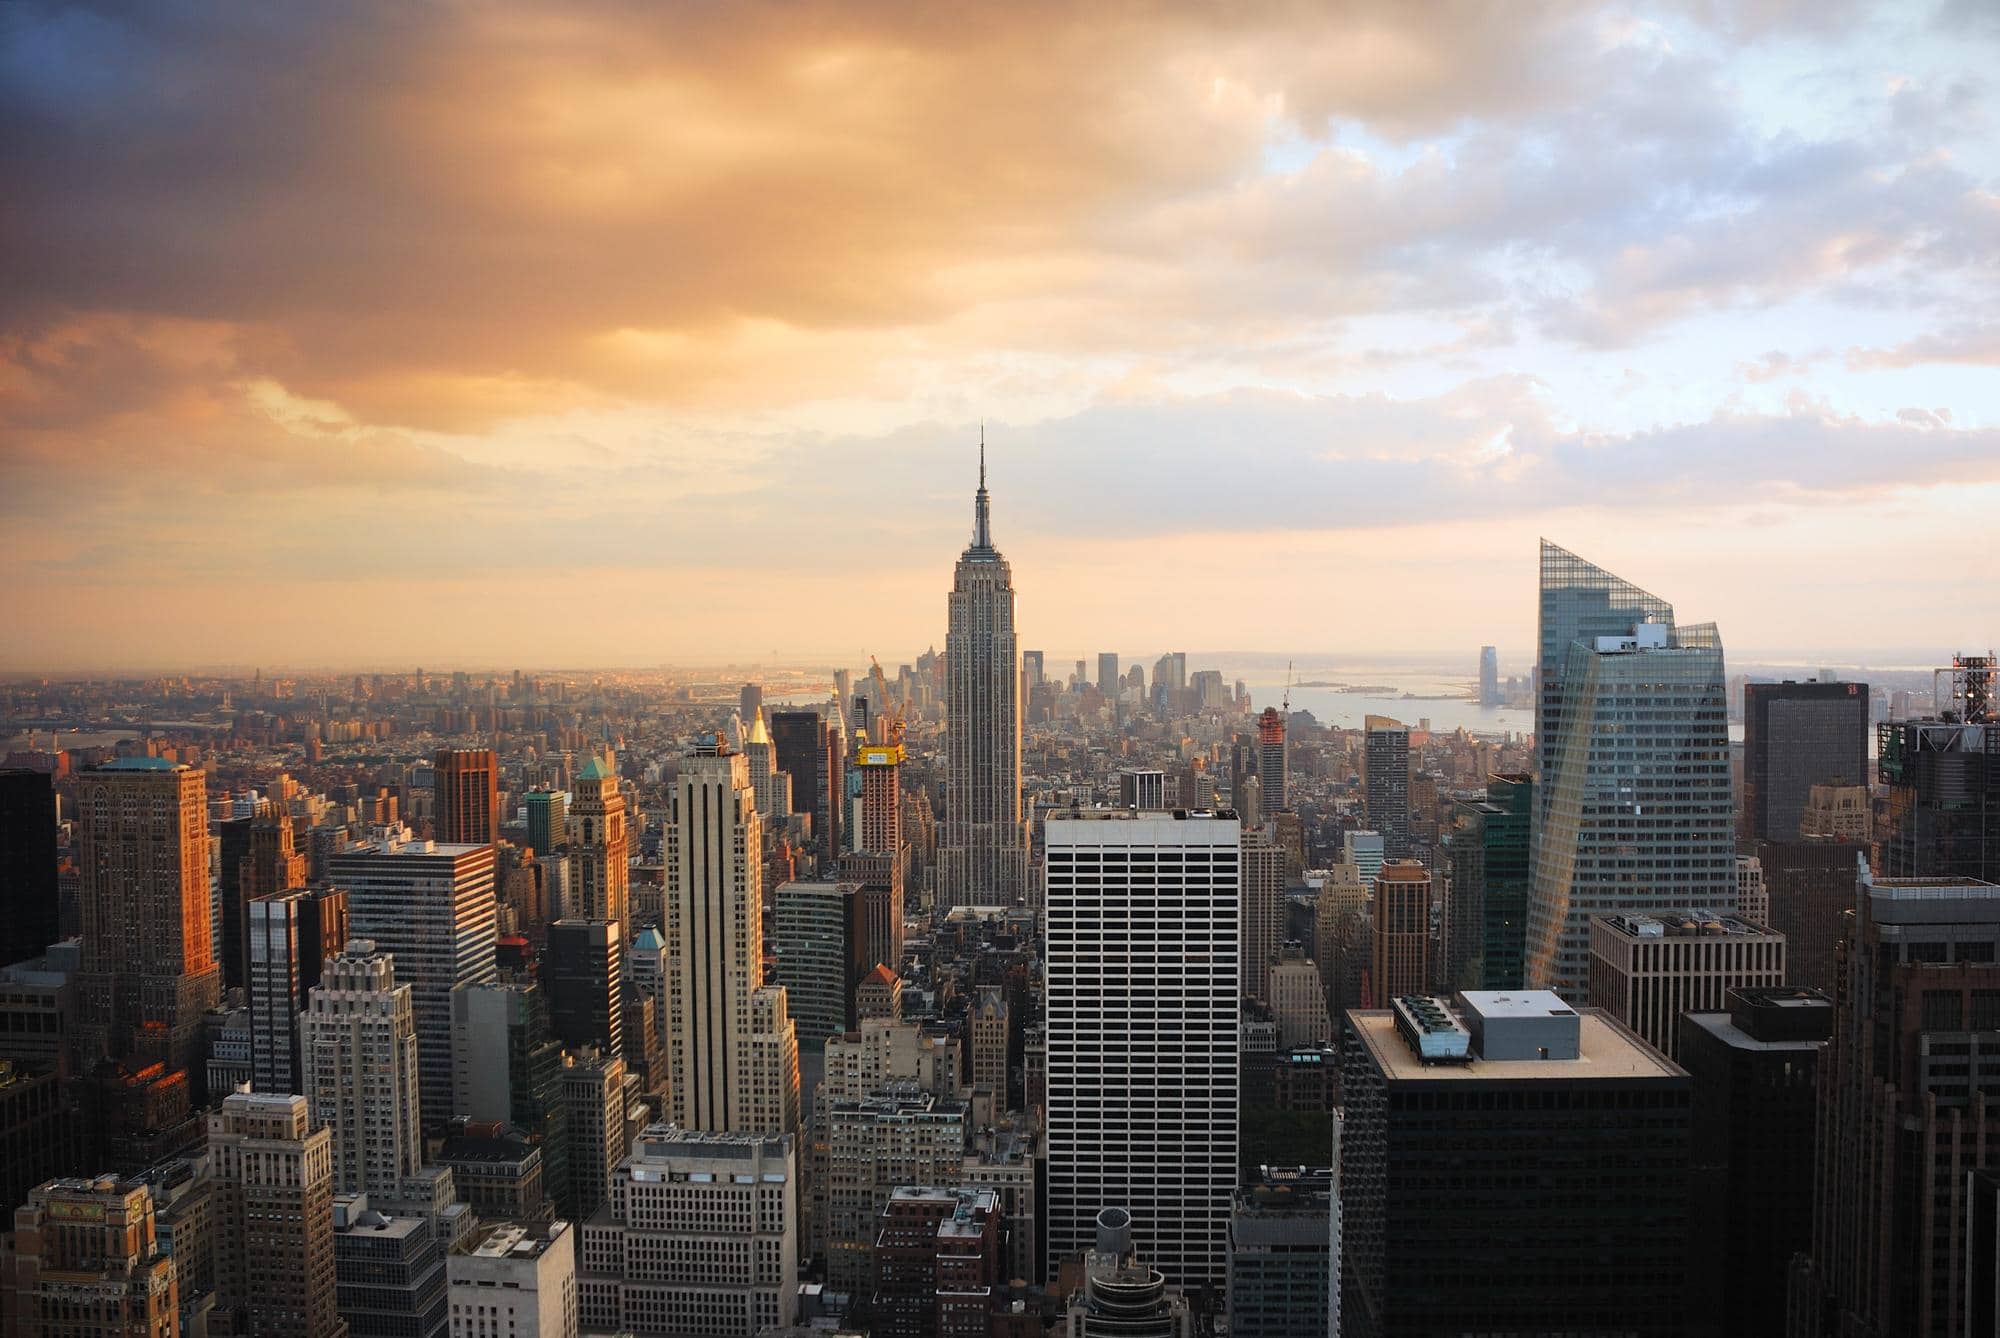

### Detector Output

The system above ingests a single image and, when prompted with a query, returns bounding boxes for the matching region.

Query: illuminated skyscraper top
[939,431,1029,906]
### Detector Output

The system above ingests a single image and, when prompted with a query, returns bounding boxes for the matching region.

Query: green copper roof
[577,754,614,780]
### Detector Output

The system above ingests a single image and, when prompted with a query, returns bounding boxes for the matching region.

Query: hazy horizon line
[0,645,1975,681]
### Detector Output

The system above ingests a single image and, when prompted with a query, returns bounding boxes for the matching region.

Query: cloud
[6,0,1990,428]
[3,1,1997,666]
[1848,323,2000,369]
[1736,349,1825,381]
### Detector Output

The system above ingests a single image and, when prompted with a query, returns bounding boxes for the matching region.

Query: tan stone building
[3,1176,181,1337]
[1370,861,1432,1003]
[207,1092,344,1338]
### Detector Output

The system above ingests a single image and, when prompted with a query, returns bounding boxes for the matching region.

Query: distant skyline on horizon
[0,640,1975,682]
[5,4,1996,669]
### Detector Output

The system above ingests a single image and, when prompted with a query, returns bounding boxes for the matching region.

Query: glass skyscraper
[1526,543,1734,999]
[1444,772,1532,991]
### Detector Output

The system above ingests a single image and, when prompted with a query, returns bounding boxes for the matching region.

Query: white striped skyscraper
[1043,809,1240,1287]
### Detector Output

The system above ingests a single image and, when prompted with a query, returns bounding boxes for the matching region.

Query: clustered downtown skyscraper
[937,441,1030,906]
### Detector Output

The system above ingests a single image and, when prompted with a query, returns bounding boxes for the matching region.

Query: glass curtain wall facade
[1527,544,1733,999]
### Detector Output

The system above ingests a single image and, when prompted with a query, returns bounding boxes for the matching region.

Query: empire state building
[939,438,1029,906]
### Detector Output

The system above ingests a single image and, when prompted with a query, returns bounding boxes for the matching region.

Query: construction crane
[1282,660,1294,714]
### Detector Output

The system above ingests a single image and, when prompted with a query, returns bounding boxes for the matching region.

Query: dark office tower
[1257,706,1289,813]
[524,788,568,857]
[1227,1169,1332,1338]
[1528,548,1732,999]
[1097,652,1119,695]
[331,1194,448,1338]
[451,980,570,1219]
[1752,841,1862,994]
[545,919,624,1057]
[0,770,59,969]
[1792,868,2000,1338]
[740,682,763,720]
[1681,987,1830,1338]
[1478,645,1500,707]
[1363,725,1410,859]
[247,887,350,1094]
[939,440,1029,907]
[1443,773,1531,991]
[1340,992,1691,1337]
[1876,654,1998,881]
[1972,1173,2000,1338]
[1743,680,1870,842]
[234,807,306,990]
[839,848,908,976]
[771,880,865,1051]
[0,1062,86,1217]
[772,710,831,851]
[433,747,499,845]
[75,759,222,1092]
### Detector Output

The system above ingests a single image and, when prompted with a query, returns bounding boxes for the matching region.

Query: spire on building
[972,424,993,551]
[746,707,771,747]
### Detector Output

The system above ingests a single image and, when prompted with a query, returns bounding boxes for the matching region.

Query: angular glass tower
[1526,542,1734,999]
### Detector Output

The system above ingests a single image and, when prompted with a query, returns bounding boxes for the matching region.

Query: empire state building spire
[972,423,993,552]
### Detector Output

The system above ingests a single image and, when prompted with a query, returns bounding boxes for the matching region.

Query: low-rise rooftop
[1350,1004,1683,1083]
[466,1221,566,1259]
[1596,911,1776,939]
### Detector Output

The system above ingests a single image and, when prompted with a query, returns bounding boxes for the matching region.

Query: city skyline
[7,6,1999,1335]
[4,4,1999,669]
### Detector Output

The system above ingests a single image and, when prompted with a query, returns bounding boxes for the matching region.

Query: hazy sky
[3,1,1997,671]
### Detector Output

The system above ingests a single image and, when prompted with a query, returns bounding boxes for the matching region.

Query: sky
[2,0,1997,673]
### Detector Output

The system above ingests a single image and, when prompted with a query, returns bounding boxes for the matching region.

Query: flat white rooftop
[1458,990,1576,1021]
[1350,1008,1683,1083]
